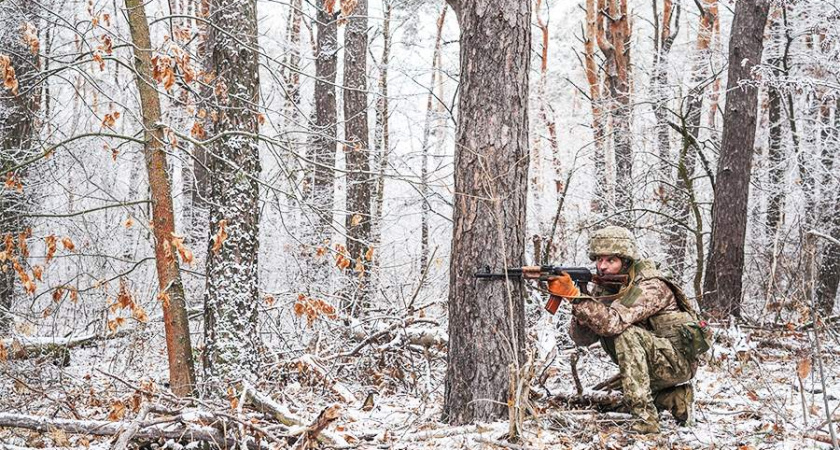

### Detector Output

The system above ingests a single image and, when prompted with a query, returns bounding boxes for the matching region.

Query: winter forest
[1,0,840,448]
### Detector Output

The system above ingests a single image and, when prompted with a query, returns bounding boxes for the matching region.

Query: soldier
[547,226,709,434]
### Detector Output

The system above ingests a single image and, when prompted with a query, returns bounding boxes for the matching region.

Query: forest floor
[1,320,839,449]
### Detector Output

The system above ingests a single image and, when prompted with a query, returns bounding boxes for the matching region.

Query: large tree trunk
[342,0,372,315]
[312,0,338,247]
[124,0,196,396]
[202,0,262,383]
[0,2,40,335]
[701,0,770,318]
[443,0,529,425]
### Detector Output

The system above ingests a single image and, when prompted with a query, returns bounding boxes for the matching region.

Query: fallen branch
[474,436,541,450]
[242,381,347,447]
[292,355,356,403]
[0,411,256,449]
[337,318,444,359]
[292,404,342,450]
[401,424,486,441]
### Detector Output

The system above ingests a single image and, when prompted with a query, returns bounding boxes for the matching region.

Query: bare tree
[701,0,770,318]
[417,4,447,271]
[443,0,530,425]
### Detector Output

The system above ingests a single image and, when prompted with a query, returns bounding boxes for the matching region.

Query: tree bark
[202,0,262,383]
[343,0,372,315]
[701,0,770,318]
[0,2,40,335]
[124,0,196,396]
[604,0,633,224]
[815,99,840,315]
[372,0,392,271]
[583,0,609,214]
[312,0,338,248]
[443,0,529,425]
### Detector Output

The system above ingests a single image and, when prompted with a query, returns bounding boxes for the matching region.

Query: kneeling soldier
[547,226,710,434]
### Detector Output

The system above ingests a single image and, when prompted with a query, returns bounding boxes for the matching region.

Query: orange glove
[547,272,580,298]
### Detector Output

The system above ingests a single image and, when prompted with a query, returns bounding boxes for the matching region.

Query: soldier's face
[595,255,623,275]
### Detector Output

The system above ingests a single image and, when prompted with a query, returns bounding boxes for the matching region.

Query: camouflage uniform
[566,226,700,433]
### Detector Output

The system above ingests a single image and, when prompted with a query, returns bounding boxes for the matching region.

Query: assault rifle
[474,265,628,314]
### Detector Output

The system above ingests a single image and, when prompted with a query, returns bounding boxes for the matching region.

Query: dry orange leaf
[190,121,206,139]
[0,54,19,95]
[31,265,43,281]
[61,236,75,251]
[170,233,194,265]
[350,214,362,227]
[17,232,28,258]
[797,357,812,380]
[92,51,105,71]
[132,306,149,323]
[364,246,374,261]
[157,290,171,309]
[108,399,126,421]
[211,219,228,253]
[22,22,39,55]
[325,0,336,14]
[52,287,64,302]
[45,235,57,264]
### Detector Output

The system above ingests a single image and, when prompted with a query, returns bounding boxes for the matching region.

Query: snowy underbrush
[1,320,839,449]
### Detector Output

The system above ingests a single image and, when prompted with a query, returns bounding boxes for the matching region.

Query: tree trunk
[418,5,447,271]
[602,0,633,224]
[583,0,608,214]
[666,0,715,279]
[312,0,338,247]
[701,0,770,318]
[124,0,196,396]
[202,0,262,383]
[343,0,372,315]
[443,0,529,425]
[371,0,392,274]
[190,0,212,248]
[815,99,840,315]
[0,2,40,335]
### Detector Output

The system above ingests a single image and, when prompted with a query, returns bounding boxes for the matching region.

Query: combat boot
[654,384,694,425]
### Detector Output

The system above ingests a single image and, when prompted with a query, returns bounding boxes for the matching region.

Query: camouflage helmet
[588,226,639,261]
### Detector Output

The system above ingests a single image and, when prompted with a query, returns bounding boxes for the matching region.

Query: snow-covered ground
[2,320,839,449]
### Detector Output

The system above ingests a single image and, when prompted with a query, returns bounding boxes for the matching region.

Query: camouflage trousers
[613,325,695,430]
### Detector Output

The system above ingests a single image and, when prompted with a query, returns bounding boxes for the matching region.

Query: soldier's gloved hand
[547,272,580,298]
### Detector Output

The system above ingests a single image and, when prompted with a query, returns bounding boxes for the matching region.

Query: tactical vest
[598,260,711,362]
